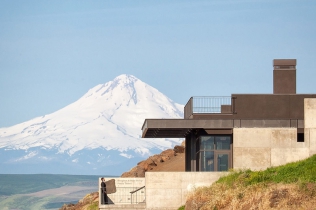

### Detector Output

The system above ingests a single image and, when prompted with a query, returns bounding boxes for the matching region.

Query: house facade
[141,59,316,172]
[100,59,316,210]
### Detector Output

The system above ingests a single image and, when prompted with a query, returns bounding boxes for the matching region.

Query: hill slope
[121,143,185,177]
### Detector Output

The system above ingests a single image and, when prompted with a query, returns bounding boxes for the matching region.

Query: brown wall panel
[232,94,290,119]
[289,95,313,119]
[273,70,296,94]
[230,94,316,120]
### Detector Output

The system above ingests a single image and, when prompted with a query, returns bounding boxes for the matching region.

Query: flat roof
[142,119,234,138]
[141,118,303,138]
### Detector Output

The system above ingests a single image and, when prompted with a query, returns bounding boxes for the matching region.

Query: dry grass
[186,182,316,210]
[184,155,316,210]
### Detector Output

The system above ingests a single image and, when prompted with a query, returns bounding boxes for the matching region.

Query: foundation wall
[145,172,227,210]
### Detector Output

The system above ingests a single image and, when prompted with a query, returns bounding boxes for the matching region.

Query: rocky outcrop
[121,144,185,177]
[59,192,98,210]
[174,145,185,153]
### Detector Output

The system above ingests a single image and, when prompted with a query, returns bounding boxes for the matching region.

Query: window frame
[197,135,233,172]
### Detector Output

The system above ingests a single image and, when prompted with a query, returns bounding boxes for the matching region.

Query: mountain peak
[0,74,184,174]
[114,74,137,81]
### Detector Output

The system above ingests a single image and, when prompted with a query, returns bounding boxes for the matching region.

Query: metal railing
[100,187,146,205]
[130,186,145,204]
[185,96,232,118]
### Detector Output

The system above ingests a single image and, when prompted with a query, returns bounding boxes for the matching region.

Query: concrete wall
[145,172,227,210]
[305,98,316,156]
[233,127,310,170]
[99,177,145,207]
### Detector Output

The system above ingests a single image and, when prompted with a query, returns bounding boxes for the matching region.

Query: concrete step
[99,203,146,210]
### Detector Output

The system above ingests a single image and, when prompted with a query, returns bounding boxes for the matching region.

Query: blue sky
[1,0,316,128]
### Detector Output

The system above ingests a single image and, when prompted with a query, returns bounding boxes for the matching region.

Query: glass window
[201,136,214,150]
[215,136,231,150]
[198,135,232,172]
[201,151,214,171]
[217,154,229,171]
[196,137,200,153]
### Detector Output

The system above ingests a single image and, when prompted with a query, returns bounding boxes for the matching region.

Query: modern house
[141,59,316,172]
[100,59,316,210]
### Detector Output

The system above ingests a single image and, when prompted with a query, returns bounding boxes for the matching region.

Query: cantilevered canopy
[141,119,234,138]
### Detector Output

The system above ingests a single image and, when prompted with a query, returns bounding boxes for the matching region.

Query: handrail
[130,186,145,194]
[130,186,145,204]
[99,187,146,205]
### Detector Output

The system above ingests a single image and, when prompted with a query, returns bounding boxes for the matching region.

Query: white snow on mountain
[0,74,184,159]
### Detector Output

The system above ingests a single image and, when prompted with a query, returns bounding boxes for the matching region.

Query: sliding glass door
[197,135,232,171]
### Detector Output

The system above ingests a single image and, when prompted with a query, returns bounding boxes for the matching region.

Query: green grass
[217,154,316,187]
[177,205,185,210]
[88,202,99,210]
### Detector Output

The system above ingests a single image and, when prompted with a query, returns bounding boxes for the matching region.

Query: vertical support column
[185,135,190,171]
[191,132,197,171]
[185,132,197,171]
[305,98,316,156]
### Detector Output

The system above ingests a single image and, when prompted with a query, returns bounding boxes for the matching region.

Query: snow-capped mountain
[0,74,184,175]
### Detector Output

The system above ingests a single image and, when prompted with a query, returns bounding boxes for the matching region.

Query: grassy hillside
[184,155,316,210]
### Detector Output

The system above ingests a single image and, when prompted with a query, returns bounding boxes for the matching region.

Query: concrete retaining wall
[145,172,227,210]
[99,177,145,207]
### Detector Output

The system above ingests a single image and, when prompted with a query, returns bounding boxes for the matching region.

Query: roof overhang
[141,119,234,138]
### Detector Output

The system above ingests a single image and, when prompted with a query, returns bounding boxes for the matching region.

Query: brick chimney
[273,59,296,94]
